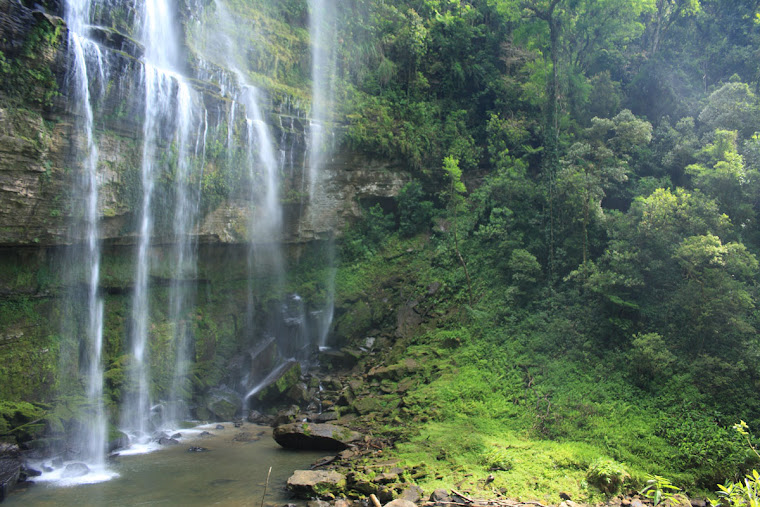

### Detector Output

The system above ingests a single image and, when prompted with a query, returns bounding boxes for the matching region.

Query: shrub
[586,458,630,495]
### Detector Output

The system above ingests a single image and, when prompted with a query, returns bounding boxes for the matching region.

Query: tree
[557,110,651,265]
[642,0,701,56]
[442,156,474,306]
[698,82,760,137]
[686,129,759,228]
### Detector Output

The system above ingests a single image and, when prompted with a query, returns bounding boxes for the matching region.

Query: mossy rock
[0,402,44,442]
[353,394,401,415]
[368,359,420,381]
[273,422,363,450]
[287,470,347,499]
[333,301,373,345]
[254,361,301,404]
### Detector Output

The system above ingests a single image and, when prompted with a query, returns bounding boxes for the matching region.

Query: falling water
[307,0,338,349]
[166,84,205,424]
[125,0,201,436]
[64,0,108,470]
[307,0,337,198]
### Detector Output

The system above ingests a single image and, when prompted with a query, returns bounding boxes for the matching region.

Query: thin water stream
[5,423,323,506]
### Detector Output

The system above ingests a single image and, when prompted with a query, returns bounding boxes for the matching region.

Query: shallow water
[6,423,326,506]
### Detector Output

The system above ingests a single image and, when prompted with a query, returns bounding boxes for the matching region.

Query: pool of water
[5,422,326,506]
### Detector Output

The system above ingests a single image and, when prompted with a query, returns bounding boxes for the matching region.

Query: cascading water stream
[307,0,338,349]
[64,0,109,472]
[125,0,202,436]
[166,83,205,425]
[306,0,337,199]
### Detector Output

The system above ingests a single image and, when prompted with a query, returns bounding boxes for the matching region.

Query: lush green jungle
[3,0,760,504]
[324,0,760,501]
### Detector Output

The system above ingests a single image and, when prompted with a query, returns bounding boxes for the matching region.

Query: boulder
[287,470,347,498]
[312,411,338,423]
[232,432,262,443]
[253,361,302,404]
[273,405,301,427]
[385,501,417,507]
[0,455,21,502]
[21,466,42,478]
[108,431,130,452]
[157,437,180,446]
[373,472,399,484]
[61,462,90,478]
[431,489,452,504]
[206,387,242,421]
[287,382,312,404]
[399,486,424,503]
[368,359,420,381]
[248,411,275,426]
[273,423,363,451]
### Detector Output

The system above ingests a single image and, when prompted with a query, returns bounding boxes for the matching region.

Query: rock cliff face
[0,0,408,413]
[0,0,408,249]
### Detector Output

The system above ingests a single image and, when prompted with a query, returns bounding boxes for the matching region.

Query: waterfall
[307,0,337,199]
[64,0,108,471]
[124,0,202,436]
[307,0,338,349]
[54,0,341,465]
[166,82,205,425]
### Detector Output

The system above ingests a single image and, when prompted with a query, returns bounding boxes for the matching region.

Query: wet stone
[384,501,416,507]
[61,462,90,478]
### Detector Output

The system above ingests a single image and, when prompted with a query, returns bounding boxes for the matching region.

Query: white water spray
[64,0,109,472]
[307,0,338,349]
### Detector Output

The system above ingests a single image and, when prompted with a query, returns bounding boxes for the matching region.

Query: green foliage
[717,424,760,507]
[398,180,435,236]
[0,19,62,107]
[0,401,44,441]
[698,83,760,137]
[630,332,676,383]
[586,459,630,495]
[641,475,680,506]
[717,470,760,507]
[481,446,513,471]
[340,203,396,262]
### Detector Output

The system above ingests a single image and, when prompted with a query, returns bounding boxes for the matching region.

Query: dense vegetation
[326,0,760,500]
[2,0,760,502]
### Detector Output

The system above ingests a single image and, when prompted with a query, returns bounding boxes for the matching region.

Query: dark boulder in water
[158,438,180,446]
[187,446,209,452]
[273,423,363,451]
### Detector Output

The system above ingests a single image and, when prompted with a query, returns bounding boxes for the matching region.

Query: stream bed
[4,422,325,506]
